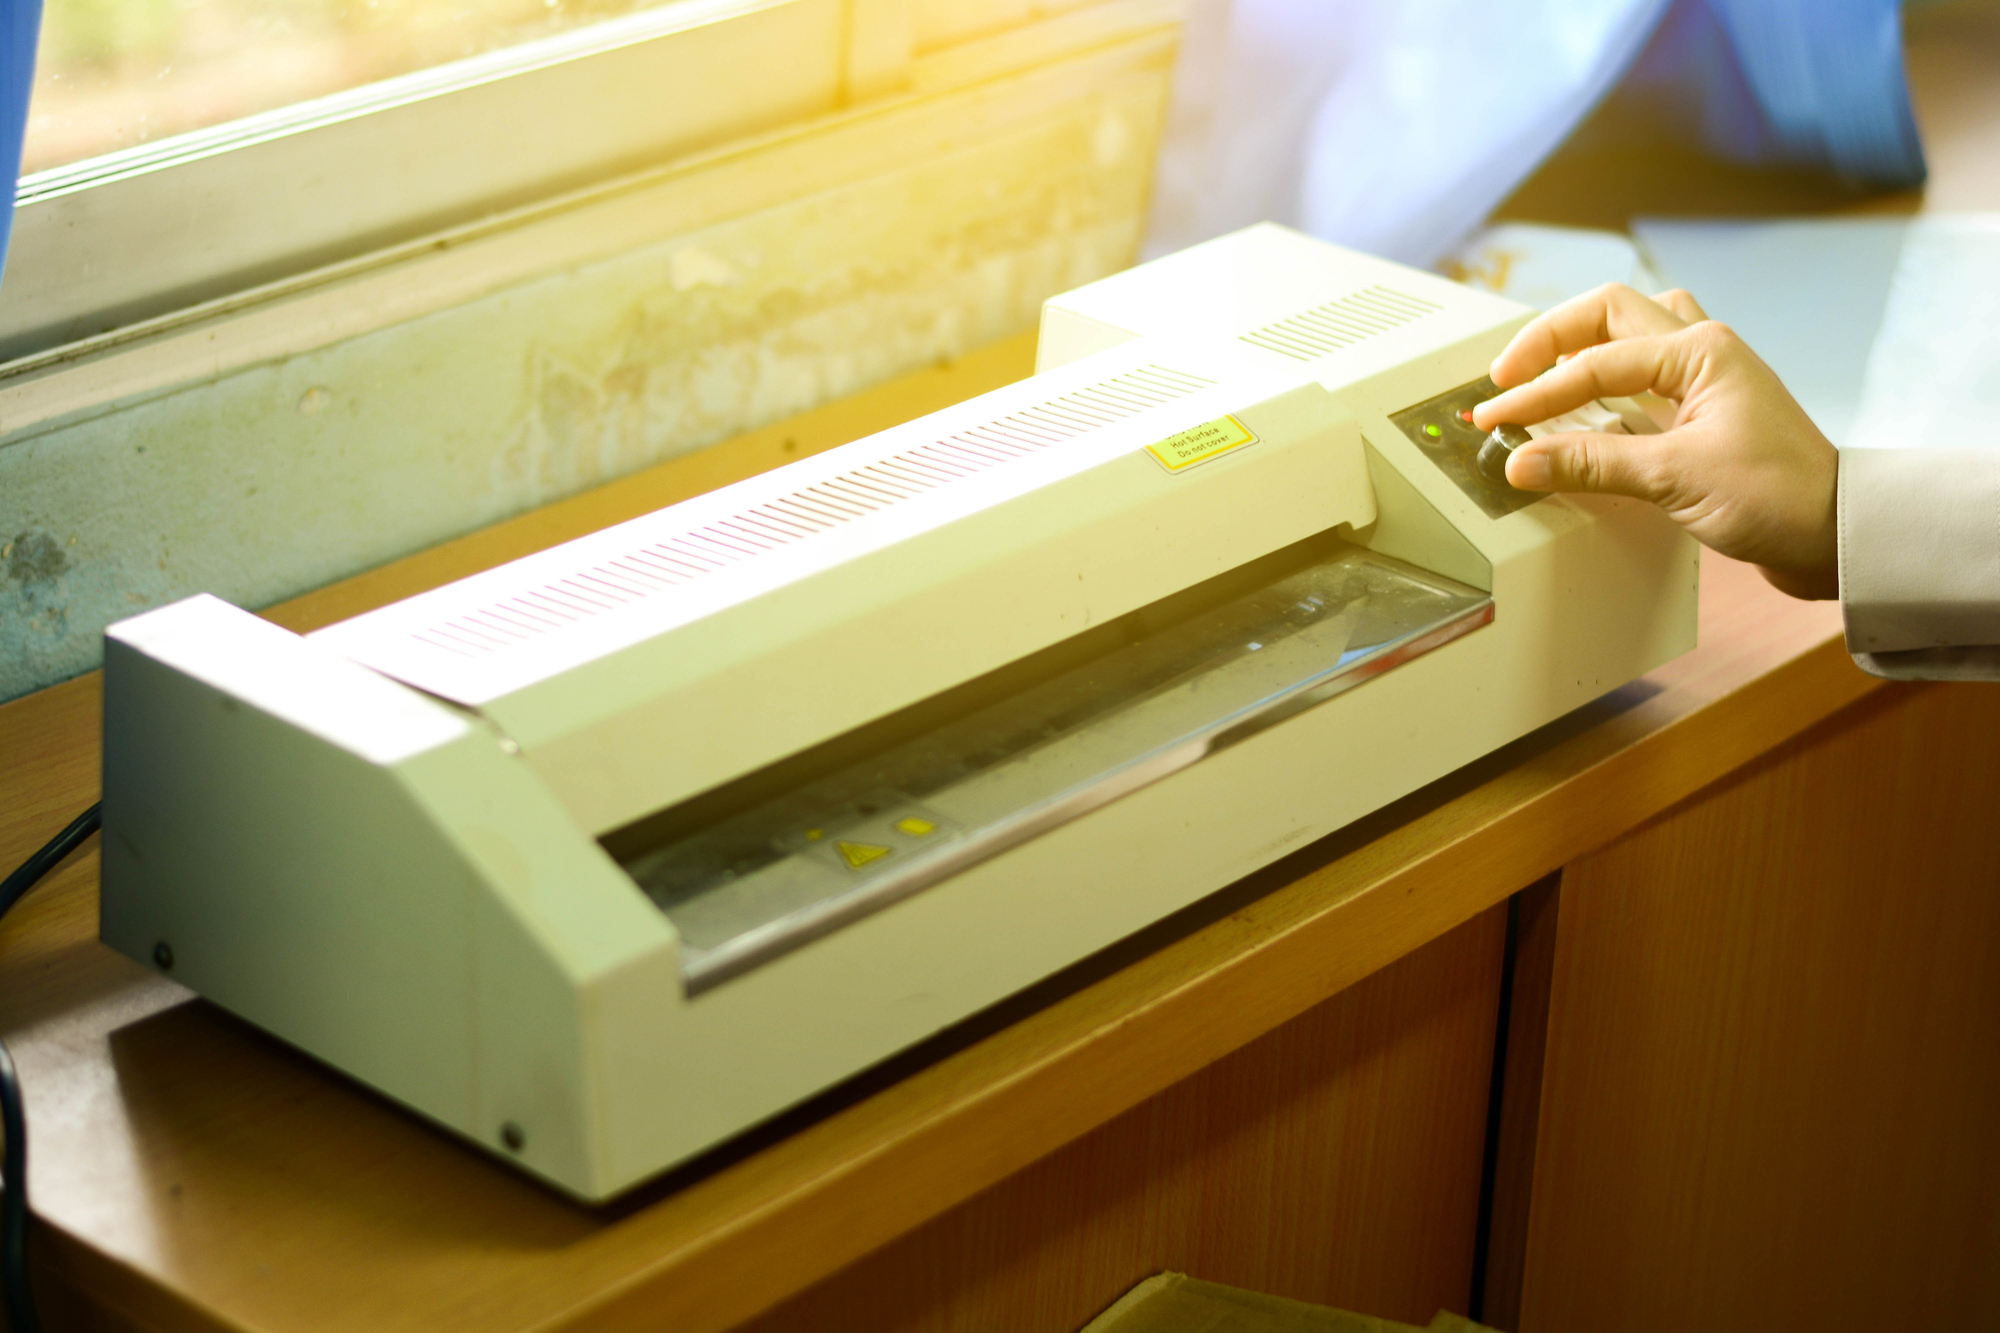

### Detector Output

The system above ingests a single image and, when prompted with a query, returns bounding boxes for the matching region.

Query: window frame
[0,0,1182,390]
[3,0,873,362]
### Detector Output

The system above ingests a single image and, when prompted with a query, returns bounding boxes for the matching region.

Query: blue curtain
[1615,0,1925,188]
[0,0,38,282]
[1147,0,1928,267]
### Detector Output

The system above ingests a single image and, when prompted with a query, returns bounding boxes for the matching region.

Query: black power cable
[1,800,101,1333]
[1,804,101,919]
[0,1036,33,1333]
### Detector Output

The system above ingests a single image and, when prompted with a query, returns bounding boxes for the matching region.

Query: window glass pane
[26,0,673,175]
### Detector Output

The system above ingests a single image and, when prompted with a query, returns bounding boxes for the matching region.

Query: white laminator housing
[100,225,1697,1199]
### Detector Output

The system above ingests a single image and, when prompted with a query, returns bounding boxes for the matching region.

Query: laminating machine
[99,224,1697,1199]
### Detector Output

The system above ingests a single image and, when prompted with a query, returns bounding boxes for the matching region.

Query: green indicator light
[1424,423,1442,439]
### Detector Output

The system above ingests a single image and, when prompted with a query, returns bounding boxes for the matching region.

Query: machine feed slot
[600,537,1492,995]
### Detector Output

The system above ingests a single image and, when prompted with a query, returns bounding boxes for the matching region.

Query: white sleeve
[1838,447,2000,680]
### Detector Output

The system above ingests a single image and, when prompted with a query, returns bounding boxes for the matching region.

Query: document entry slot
[598,537,1492,994]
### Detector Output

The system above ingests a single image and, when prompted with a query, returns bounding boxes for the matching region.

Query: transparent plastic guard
[599,536,1491,993]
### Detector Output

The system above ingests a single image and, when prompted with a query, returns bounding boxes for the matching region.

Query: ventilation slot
[1239,286,1443,361]
[411,365,1217,657]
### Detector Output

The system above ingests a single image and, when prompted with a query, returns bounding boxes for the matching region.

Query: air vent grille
[1240,285,1442,361]
[410,365,1218,659]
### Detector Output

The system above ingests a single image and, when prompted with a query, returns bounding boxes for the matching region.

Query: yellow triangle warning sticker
[837,840,893,870]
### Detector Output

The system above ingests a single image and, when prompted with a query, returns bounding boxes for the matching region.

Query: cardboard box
[1081,1273,1500,1333]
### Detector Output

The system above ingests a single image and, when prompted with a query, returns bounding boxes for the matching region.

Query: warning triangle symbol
[837,840,893,870]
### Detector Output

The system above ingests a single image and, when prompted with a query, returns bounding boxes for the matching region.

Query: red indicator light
[1459,410,1474,423]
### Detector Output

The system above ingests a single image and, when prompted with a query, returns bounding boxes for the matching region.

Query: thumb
[1505,431,1667,501]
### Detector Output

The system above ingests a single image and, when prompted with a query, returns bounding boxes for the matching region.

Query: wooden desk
[5,8,1999,1329]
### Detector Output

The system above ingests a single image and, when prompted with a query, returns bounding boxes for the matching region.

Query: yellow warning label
[1144,415,1257,473]
[837,840,893,870]
[894,816,936,838]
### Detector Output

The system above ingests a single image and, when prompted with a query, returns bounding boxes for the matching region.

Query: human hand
[1470,283,1838,600]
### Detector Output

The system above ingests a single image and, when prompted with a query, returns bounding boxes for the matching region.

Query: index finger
[1489,283,1690,390]
[1475,331,1698,429]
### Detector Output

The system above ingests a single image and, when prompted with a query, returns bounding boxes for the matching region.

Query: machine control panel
[1389,376,1543,520]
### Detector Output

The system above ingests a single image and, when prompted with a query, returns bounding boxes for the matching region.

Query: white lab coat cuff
[1838,447,2000,679]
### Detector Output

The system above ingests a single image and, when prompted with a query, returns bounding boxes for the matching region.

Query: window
[2,0,1173,366]
[6,0,853,359]
[27,0,686,173]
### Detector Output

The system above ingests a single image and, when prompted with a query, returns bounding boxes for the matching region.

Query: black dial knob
[1477,423,1532,486]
